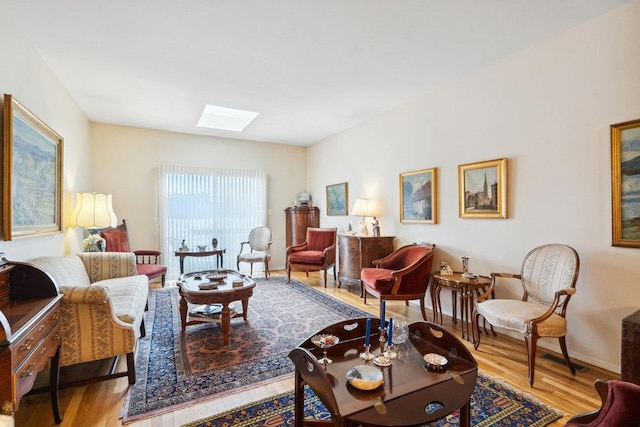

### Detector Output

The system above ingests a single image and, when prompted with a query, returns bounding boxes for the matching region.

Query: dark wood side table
[174,249,226,275]
[622,310,640,385]
[0,263,63,423]
[337,234,395,295]
[431,272,491,341]
[289,320,477,426]
[284,206,319,248]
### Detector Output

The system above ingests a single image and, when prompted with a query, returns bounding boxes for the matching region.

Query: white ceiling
[2,0,632,146]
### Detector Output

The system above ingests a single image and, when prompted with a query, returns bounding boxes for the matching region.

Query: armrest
[59,285,109,304]
[286,242,308,255]
[476,272,519,302]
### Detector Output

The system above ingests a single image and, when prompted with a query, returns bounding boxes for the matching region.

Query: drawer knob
[39,346,48,356]
[19,337,35,352]
[38,324,45,332]
[20,363,36,377]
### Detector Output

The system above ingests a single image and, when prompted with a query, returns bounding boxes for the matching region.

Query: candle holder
[384,343,397,359]
[373,327,392,367]
[360,344,375,361]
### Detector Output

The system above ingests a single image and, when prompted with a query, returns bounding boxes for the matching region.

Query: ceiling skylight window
[197,104,259,132]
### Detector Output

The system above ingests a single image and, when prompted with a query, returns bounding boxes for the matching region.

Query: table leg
[459,399,471,427]
[460,287,467,340]
[293,370,305,427]
[221,304,231,345]
[179,297,188,332]
[50,346,62,423]
[179,256,185,275]
[241,298,249,321]
[451,290,457,324]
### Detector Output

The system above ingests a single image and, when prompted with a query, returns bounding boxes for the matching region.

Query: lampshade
[351,198,370,217]
[70,192,117,230]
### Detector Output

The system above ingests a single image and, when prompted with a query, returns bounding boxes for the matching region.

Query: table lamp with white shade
[351,198,371,236]
[69,192,117,252]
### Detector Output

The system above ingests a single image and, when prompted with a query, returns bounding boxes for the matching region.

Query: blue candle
[380,300,386,329]
[387,317,393,345]
[365,318,371,347]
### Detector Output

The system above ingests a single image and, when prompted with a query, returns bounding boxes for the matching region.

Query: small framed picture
[611,119,640,248]
[458,158,507,219]
[326,182,348,216]
[400,168,437,223]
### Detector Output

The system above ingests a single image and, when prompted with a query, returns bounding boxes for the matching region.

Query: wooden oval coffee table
[177,269,255,345]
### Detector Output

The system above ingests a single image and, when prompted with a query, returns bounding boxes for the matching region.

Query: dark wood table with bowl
[177,269,255,345]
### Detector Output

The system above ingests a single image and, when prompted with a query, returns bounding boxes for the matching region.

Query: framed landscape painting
[400,168,437,223]
[326,182,348,216]
[3,94,63,240]
[611,119,640,248]
[458,158,507,219]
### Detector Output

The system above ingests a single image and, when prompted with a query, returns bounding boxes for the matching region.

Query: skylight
[197,104,259,132]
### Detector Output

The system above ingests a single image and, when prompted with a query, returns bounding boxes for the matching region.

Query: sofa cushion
[30,255,91,287]
[98,275,149,324]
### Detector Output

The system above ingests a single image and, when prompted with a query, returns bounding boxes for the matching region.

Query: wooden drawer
[13,323,61,408]
[11,304,60,370]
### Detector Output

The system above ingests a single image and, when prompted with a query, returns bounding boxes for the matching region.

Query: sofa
[29,252,148,384]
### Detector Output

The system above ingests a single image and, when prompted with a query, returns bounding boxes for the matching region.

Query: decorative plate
[311,334,339,348]
[345,365,384,390]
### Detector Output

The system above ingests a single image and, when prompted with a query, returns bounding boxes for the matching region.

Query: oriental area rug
[121,277,372,423]
[184,372,563,427]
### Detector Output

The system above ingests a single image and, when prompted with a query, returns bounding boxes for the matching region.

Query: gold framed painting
[2,94,64,240]
[458,158,507,219]
[326,182,348,216]
[611,119,640,248]
[400,167,437,223]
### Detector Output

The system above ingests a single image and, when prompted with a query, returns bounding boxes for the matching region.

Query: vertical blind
[158,164,267,279]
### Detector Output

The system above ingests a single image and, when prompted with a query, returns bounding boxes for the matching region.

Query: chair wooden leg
[323,270,327,288]
[473,312,482,350]
[559,336,576,375]
[419,298,427,321]
[265,260,269,279]
[126,352,136,385]
[161,274,165,287]
[287,267,291,283]
[250,264,253,276]
[140,319,146,338]
[525,333,539,386]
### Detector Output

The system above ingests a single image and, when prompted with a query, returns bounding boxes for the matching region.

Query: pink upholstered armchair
[286,227,337,287]
[361,243,436,321]
[100,219,167,286]
[565,379,640,426]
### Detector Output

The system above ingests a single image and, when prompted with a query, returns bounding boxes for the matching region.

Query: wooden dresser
[285,206,320,248]
[0,262,62,423]
[338,234,395,294]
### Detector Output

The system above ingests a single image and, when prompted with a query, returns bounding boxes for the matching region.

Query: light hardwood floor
[17,271,616,426]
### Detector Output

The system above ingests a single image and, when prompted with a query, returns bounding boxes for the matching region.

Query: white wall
[90,123,307,276]
[0,3,91,259]
[308,1,640,372]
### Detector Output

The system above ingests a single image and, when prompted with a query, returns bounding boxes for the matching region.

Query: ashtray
[232,279,244,288]
[461,272,478,280]
[198,283,218,290]
[345,365,384,390]
[423,353,448,371]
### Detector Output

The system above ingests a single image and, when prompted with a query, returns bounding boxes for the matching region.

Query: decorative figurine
[180,240,189,251]
[371,217,380,237]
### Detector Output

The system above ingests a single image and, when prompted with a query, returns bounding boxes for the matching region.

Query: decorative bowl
[346,365,384,390]
[311,334,339,348]
[423,353,448,371]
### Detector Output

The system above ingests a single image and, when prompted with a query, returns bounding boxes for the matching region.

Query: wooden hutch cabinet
[0,262,62,423]
[285,206,320,248]
[338,234,395,293]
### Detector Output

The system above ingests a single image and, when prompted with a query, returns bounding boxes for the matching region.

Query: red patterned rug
[121,276,372,423]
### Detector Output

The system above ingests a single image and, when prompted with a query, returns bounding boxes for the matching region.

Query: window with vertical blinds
[158,164,267,279]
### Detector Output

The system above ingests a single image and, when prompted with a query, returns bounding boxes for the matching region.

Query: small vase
[211,238,218,249]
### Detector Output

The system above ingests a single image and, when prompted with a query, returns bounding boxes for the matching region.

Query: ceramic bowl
[345,365,384,390]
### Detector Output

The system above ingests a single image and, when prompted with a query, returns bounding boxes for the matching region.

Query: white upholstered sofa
[29,252,148,384]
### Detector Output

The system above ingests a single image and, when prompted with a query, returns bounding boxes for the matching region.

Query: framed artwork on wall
[400,167,437,223]
[611,118,640,248]
[458,158,507,219]
[2,94,63,240]
[326,182,348,216]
